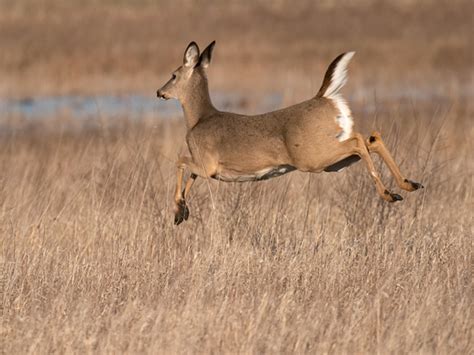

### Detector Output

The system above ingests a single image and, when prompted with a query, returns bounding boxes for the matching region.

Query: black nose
[156,90,161,98]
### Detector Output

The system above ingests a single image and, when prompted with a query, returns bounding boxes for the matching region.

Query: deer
[157,41,423,225]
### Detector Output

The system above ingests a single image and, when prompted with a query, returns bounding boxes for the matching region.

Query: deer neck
[181,78,216,129]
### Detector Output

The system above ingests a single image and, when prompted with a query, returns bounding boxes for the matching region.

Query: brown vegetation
[1,100,472,353]
[0,0,472,353]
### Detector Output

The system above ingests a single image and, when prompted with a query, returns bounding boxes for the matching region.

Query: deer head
[157,41,215,102]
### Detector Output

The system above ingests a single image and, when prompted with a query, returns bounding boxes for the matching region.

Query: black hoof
[174,200,189,225]
[390,193,403,202]
[384,190,403,202]
[405,179,424,190]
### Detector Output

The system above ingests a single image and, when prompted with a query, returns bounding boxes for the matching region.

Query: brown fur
[157,42,423,225]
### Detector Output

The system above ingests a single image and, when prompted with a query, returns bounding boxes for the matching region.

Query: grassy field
[1,0,473,353]
[1,100,472,353]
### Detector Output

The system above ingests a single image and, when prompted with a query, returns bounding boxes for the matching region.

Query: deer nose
[157,90,169,100]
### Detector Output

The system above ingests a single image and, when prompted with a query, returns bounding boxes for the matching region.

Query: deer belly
[212,165,296,182]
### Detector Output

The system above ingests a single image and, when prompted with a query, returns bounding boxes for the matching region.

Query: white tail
[317,51,355,99]
[317,51,355,141]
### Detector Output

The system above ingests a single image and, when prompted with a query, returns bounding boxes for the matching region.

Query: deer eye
[171,74,177,80]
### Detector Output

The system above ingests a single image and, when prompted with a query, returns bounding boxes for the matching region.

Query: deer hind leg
[366,131,423,192]
[332,133,403,202]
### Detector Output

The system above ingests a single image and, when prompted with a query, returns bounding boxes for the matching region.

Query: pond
[0,92,283,120]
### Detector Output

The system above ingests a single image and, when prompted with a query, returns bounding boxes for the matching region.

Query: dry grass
[1,99,472,353]
[0,0,473,353]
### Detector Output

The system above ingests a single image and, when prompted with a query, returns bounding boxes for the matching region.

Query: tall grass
[1,100,471,353]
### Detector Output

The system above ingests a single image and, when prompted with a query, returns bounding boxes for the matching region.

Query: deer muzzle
[156,90,169,100]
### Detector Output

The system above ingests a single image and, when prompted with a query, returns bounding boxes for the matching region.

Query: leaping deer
[157,41,423,225]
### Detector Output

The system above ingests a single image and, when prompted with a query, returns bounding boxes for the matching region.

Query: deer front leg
[174,156,213,225]
[183,173,197,199]
[174,162,189,225]
[174,173,198,223]
[366,131,424,192]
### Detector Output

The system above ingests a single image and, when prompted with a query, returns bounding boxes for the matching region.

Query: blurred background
[0,0,472,119]
[1,1,472,353]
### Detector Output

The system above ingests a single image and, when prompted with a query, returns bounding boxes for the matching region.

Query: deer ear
[183,42,200,67]
[199,41,216,69]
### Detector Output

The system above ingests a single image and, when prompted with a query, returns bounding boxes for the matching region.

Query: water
[0,83,471,121]
[0,92,283,120]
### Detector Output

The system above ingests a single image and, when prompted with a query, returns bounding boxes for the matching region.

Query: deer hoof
[404,179,424,191]
[174,200,189,225]
[390,193,403,202]
[384,190,403,202]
